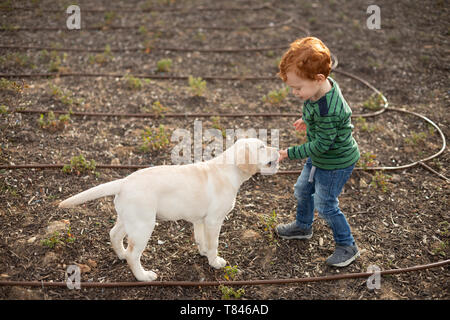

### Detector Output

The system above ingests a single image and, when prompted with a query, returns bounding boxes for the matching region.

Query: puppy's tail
[58,179,124,208]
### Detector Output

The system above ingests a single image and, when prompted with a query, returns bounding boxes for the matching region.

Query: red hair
[278,37,331,81]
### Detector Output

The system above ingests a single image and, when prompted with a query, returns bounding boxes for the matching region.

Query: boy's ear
[314,74,326,81]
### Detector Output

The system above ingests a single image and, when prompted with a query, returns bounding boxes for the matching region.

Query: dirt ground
[0,0,449,300]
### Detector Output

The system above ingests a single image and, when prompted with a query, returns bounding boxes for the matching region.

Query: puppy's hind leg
[110,217,127,260]
[193,220,207,257]
[124,209,157,282]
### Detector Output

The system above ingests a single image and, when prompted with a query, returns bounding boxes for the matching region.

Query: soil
[0,0,449,300]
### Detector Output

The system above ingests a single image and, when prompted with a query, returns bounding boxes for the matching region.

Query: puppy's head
[233,138,279,176]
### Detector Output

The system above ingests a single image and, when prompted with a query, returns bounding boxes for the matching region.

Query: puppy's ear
[236,143,259,175]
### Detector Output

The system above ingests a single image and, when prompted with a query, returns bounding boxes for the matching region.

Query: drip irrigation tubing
[1,4,270,13]
[0,73,279,81]
[0,44,290,53]
[0,55,339,81]
[0,4,297,32]
[0,22,292,32]
[0,259,448,288]
[0,15,293,32]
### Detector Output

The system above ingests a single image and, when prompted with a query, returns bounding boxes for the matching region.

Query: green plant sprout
[140,125,170,152]
[188,76,207,96]
[62,155,96,176]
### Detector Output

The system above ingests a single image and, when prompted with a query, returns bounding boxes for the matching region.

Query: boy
[276,37,360,267]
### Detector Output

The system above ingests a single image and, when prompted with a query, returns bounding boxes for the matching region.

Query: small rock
[46,220,70,235]
[43,251,58,266]
[111,158,121,165]
[27,236,37,244]
[318,237,324,246]
[87,259,97,268]
[359,179,368,188]
[242,229,261,240]
[77,263,91,273]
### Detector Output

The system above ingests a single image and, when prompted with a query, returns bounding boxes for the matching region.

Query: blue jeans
[294,158,356,246]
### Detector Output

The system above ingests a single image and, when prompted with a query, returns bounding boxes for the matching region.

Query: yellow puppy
[59,138,279,281]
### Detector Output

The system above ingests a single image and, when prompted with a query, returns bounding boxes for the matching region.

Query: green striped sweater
[287,77,360,170]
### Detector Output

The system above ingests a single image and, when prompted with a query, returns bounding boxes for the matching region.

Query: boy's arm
[287,117,338,159]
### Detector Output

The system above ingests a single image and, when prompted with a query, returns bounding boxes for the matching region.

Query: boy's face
[285,70,324,101]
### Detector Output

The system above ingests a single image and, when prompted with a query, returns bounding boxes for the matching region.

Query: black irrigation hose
[0,22,292,32]
[0,259,448,288]
[1,4,270,13]
[0,73,279,81]
[0,54,337,80]
[0,44,290,53]
[0,10,293,32]
[0,3,296,32]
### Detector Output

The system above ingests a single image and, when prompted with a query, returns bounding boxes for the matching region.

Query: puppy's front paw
[136,270,158,282]
[209,256,227,269]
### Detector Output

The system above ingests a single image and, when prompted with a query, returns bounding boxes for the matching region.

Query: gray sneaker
[275,221,313,240]
[326,244,360,267]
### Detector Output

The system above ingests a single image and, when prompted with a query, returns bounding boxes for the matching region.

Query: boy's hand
[278,149,288,162]
[293,118,306,132]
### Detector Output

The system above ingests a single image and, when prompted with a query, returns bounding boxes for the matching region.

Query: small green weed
[48,83,83,106]
[404,131,427,146]
[431,240,448,257]
[123,74,143,90]
[211,116,226,138]
[370,171,392,193]
[41,226,75,249]
[219,265,245,300]
[152,101,169,117]
[140,125,170,152]
[88,44,113,65]
[62,155,97,176]
[0,78,25,93]
[0,105,8,114]
[39,50,67,73]
[357,152,377,170]
[156,58,172,72]
[219,285,245,300]
[259,210,278,245]
[0,52,36,69]
[355,116,376,132]
[262,87,289,105]
[362,93,385,111]
[38,111,71,132]
[103,11,116,26]
[188,76,207,96]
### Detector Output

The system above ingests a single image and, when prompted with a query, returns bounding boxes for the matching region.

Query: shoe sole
[327,251,360,267]
[277,232,313,240]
